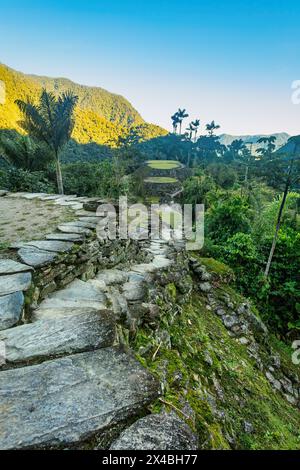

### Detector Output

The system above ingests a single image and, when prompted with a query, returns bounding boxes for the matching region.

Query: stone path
[0,192,192,449]
[0,193,94,329]
[0,194,77,245]
[0,348,158,449]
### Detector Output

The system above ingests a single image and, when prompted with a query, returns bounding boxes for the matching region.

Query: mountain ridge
[0,63,167,153]
[28,73,144,127]
[219,132,290,149]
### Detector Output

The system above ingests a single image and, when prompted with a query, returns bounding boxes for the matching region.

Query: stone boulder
[110,411,198,450]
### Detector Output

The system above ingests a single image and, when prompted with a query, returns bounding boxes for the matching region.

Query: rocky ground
[0,193,78,247]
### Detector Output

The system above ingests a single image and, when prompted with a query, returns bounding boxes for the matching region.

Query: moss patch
[131,288,300,450]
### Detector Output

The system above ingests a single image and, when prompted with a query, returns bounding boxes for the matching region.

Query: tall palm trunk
[244,164,249,188]
[55,151,64,195]
[264,162,293,277]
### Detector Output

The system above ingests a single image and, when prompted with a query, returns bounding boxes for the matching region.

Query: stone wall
[24,235,145,320]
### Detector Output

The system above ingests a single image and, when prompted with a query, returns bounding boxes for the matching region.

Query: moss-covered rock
[130,256,300,450]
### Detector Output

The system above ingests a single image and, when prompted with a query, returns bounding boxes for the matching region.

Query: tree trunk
[264,163,293,277]
[55,154,64,195]
[187,151,191,167]
[244,164,249,188]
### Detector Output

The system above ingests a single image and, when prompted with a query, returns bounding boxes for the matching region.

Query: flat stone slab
[74,220,97,229]
[110,411,198,450]
[0,272,32,296]
[21,193,47,199]
[152,256,173,269]
[6,192,27,198]
[0,310,115,365]
[0,292,24,330]
[0,348,159,449]
[33,305,106,321]
[78,217,100,224]
[53,195,77,202]
[131,263,158,274]
[20,240,74,253]
[46,233,84,242]
[60,220,96,229]
[122,281,147,301]
[95,269,129,285]
[106,288,128,318]
[33,280,108,321]
[49,279,106,302]
[0,259,33,275]
[76,210,101,217]
[40,195,62,200]
[58,224,92,235]
[18,247,58,267]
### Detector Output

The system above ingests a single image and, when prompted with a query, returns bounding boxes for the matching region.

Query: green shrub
[0,167,55,193]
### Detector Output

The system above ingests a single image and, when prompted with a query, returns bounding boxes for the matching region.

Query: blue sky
[1,0,300,135]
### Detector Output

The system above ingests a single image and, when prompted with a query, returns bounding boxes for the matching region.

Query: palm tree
[257,136,277,160]
[171,112,180,134]
[186,122,195,140]
[177,108,189,134]
[191,119,200,141]
[15,89,78,194]
[206,120,220,137]
[229,139,246,160]
[264,137,300,277]
[0,134,49,171]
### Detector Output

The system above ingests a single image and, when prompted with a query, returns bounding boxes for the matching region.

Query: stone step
[131,263,158,274]
[75,210,102,217]
[0,310,115,366]
[33,280,108,321]
[0,272,32,296]
[0,347,159,449]
[18,247,58,267]
[110,411,198,450]
[106,286,128,318]
[122,281,147,302]
[95,269,129,285]
[22,193,47,199]
[48,279,106,301]
[0,292,24,330]
[17,240,74,253]
[0,259,33,275]
[152,256,173,269]
[58,224,92,235]
[33,305,105,321]
[78,217,100,224]
[46,233,84,242]
[40,195,62,201]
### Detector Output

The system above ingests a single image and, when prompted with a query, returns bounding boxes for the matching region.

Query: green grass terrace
[145,160,183,170]
[144,177,179,184]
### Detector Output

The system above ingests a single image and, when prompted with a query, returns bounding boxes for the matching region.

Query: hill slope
[0,63,167,155]
[28,74,144,127]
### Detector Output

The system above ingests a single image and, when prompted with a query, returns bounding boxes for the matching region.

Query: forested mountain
[28,74,144,127]
[219,133,290,151]
[0,63,167,155]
